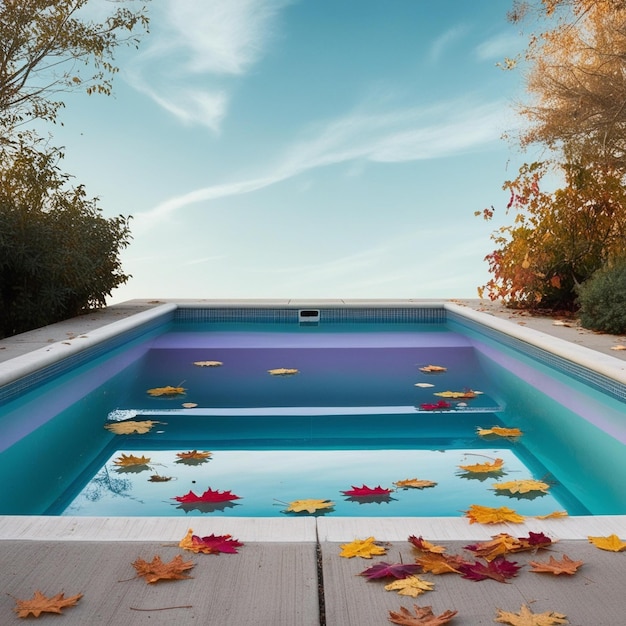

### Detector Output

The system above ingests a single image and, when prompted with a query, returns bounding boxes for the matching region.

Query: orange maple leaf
[388,603,458,625]
[176,450,212,461]
[13,591,83,618]
[146,385,186,397]
[415,552,465,575]
[458,458,504,473]
[477,426,523,438]
[418,364,447,373]
[132,554,195,583]
[113,453,151,467]
[529,554,583,575]
[394,478,437,489]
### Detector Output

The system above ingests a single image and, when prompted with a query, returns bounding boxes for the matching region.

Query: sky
[52,0,535,304]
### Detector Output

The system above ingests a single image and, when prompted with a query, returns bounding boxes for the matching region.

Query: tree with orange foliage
[479,1,626,309]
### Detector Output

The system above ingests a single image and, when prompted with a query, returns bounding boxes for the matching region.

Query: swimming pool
[0,303,624,519]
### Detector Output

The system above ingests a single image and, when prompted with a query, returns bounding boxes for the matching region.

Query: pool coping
[1,299,625,542]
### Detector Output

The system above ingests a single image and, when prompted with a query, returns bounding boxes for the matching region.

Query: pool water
[1,321,624,517]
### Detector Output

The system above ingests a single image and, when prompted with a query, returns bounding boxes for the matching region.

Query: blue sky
[54,0,533,303]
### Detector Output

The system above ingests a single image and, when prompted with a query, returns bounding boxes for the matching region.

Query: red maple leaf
[341,484,394,496]
[458,556,521,582]
[190,533,244,554]
[172,487,241,503]
[358,561,423,580]
[419,400,451,411]
[523,531,553,547]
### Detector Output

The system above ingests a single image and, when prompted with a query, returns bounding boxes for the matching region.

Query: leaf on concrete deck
[384,575,434,597]
[179,528,243,554]
[495,604,569,625]
[339,536,387,559]
[529,554,583,575]
[132,554,195,584]
[588,534,626,552]
[388,603,458,625]
[13,591,83,618]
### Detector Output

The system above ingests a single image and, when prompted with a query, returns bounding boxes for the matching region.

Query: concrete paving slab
[320,539,626,626]
[0,541,319,625]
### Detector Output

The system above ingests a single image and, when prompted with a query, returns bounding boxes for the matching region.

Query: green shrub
[578,262,626,334]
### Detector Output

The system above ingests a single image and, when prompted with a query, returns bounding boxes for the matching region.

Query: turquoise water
[0,321,624,517]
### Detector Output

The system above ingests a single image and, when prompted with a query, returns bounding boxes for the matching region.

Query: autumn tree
[480,0,626,309]
[0,1,148,336]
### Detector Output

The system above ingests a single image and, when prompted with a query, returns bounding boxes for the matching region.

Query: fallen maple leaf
[394,478,437,489]
[458,458,504,473]
[418,365,447,373]
[464,504,525,524]
[181,402,198,408]
[415,552,466,575]
[173,487,241,503]
[414,382,435,388]
[529,554,583,576]
[610,345,626,351]
[146,385,186,396]
[132,554,195,584]
[465,532,553,561]
[148,474,173,482]
[283,498,335,514]
[420,400,451,410]
[408,535,446,554]
[193,360,223,367]
[267,368,299,376]
[458,556,521,582]
[493,479,551,495]
[179,528,243,554]
[495,604,569,625]
[588,534,626,552]
[339,536,387,559]
[385,575,434,597]
[535,510,568,520]
[176,450,212,461]
[13,591,83,618]
[341,484,394,497]
[359,561,423,580]
[388,603,458,625]
[477,426,523,438]
[104,420,163,434]
[113,453,151,467]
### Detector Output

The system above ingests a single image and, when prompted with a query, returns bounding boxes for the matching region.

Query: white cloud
[126,0,290,130]
[135,97,514,229]
[475,32,521,61]
[429,25,469,62]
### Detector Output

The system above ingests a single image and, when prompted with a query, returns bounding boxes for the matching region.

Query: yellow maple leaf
[588,534,626,552]
[495,604,568,625]
[467,533,522,561]
[458,458,504,473]
[477,426,523,438]
[339,536,387,559]
[493,479,550,494]
[104,420,163,435]
[193,360,223,367]
[535,510,568,520]
[465,504,525,524]
[434,390,480,398]
[284,499,334,514]
[146,385,186,397]
[268,368,299,376]
[113,453,151,467]
[384,575,434,597]
[393,478,437,489]
[13,591,83,618]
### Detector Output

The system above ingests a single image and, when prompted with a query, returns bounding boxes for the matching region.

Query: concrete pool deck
[0,299,625,624]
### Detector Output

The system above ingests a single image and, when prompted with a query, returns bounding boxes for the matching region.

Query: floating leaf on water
[173,487,241,503]
[493,479,551,495]
[459,458,505,473]
[418,364,447,373]
[193,360,223,367]
[148,474,173,482]
[477,426,523,438]
[283,498,335,514]
[414,382,434,388]
[104,420,164,435]
[114,453,151,467]
[420,400,451,411]
[434,390,479,399]
[147,385,186,397]
[268,368,299,376]
[341,484,394,497]
[176,450,212,461]
[181,402,198,408]
[465,504,525,524]
[394,478,437,490]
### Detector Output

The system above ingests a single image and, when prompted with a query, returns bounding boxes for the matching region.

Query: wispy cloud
[429,25,469,62]
[475,32,521,61]
[126,0,291,131]
[135,97,514,229]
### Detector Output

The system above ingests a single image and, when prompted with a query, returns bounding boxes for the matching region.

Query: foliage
[577,261,626,333]
[178,528,244,555]
[0,142,132,338]
[0,0,149,132]
[587,534,626,552]
[495,604,569,625]
[528,554,583,575]
[384,576,434,597]
[339,536,387,559]
[479,160,626,309]
[131,554,195,584]
[479,1,626,310]
[388,603,458,625]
